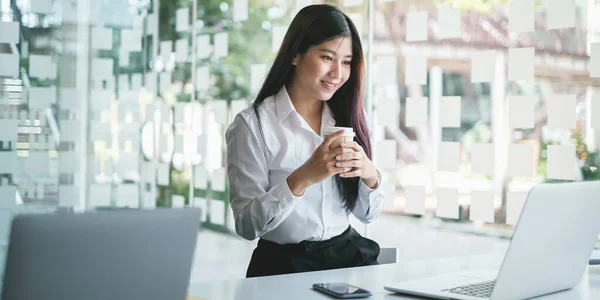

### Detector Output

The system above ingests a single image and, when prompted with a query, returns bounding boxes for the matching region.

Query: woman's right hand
[286,130,354,196]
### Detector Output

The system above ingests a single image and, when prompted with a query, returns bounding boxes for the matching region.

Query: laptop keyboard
[443,280,495,298]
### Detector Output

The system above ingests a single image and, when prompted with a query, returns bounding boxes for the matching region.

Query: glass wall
[1,0,599,277]
[369,0,600,230]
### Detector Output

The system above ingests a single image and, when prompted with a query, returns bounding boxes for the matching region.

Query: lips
[321,80,338,90]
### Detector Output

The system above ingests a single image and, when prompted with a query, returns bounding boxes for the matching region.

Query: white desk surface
[188,252,600,299]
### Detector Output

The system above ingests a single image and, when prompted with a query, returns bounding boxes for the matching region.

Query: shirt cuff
[359,170,381,194]
[275,179,303,206]
[357,170,384,221]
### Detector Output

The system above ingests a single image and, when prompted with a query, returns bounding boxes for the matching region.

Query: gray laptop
[1,208,201,300]
[385,181,600,300]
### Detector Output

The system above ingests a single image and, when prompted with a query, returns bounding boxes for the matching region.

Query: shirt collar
[275,85,295,123]
[274,85,336,129]
[321,102,336,129]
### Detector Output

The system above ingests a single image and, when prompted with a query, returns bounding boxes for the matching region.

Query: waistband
[257,226,356,253]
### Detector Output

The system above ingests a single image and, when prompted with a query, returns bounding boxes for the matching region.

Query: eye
[322,56,333,61]
[343,61,352,65]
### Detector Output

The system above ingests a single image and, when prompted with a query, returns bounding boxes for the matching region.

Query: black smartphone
[312,282,372,299]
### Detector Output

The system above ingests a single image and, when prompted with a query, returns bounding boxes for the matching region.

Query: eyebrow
[317,48,353,58]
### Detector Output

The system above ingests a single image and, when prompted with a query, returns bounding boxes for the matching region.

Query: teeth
[322,81,335,88]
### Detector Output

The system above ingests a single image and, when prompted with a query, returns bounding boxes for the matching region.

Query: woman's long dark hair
[252,4,371,214]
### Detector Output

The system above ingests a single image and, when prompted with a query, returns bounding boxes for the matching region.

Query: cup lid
[323,126,355,136]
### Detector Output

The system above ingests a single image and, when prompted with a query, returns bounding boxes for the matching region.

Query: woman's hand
[335,141,379,189]
[287,130,355,196]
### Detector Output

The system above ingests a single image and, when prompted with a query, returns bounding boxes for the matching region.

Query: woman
[225,4,385,278]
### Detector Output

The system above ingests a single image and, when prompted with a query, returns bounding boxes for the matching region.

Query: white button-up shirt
[225,86,385,244]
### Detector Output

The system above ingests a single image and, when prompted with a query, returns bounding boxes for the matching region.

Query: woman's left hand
[334,141,379,188]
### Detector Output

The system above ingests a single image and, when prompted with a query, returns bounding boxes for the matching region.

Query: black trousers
[246,226,380,278]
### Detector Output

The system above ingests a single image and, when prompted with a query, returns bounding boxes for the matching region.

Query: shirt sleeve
[225,113,303,241]
[352,107,385,223]
[352,170,385,223]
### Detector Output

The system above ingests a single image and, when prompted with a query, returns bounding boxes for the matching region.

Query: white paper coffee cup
[323,126,354,137]
[323,126,355,149]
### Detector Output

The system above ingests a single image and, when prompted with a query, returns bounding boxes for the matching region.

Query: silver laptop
[385,181,600,300]
[1,208,201,300]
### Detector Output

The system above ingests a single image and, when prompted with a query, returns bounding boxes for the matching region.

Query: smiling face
[291,36,353,101]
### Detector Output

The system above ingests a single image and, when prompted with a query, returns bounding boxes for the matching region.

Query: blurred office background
[1,0,599,284]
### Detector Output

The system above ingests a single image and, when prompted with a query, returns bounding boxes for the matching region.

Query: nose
[328,61,342,80]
